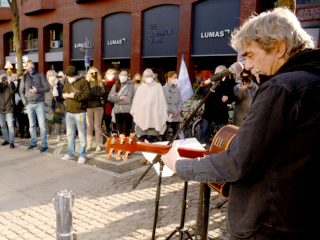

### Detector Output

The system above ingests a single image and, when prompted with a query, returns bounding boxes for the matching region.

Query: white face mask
[145,77,153,85]
[171,79,178,86]
[107,75,114,80]
[49,76,56,82]
[119,76,127,83]
[68,77,77,84]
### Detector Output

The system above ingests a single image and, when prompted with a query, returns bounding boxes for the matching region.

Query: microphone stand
[132,80,221,240]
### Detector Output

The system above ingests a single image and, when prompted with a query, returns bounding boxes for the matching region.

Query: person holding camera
[0,70,17,148]
[233,69,259,127]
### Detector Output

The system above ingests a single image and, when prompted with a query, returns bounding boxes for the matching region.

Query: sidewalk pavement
[0,136,229,240]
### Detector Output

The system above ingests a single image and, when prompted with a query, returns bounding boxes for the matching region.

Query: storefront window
[9,37,16,52]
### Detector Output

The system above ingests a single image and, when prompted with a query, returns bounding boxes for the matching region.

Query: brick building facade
[0,0,319,81]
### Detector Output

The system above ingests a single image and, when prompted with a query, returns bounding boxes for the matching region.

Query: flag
[177,55,193,104]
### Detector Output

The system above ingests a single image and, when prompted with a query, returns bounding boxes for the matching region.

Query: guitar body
[207,125,238,197]
[104,124,238,198]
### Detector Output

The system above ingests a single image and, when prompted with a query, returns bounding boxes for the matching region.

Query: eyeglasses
[91,72,97,75]
[58,76,63,78]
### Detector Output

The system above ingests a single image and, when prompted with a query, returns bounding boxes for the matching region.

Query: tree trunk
[8,0,23,75]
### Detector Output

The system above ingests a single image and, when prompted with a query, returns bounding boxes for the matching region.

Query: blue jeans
[199,118,225,144]
[0,113,15,143]
[26,102,47,147]
[66,112,87,158]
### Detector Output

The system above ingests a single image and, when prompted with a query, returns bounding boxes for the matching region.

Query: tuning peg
[128,137,135,144]
[107,154,112,159]
[115,150,123,161]
[123,151,131,161]
[120,134,125,138]
[111,133,118,138]
[120,138,126,144]
[109,149,115,154]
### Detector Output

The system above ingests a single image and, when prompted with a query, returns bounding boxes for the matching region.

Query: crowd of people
[1,61,201,164]
[0,57,259,163]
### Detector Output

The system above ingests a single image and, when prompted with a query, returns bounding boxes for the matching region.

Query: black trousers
[115,113,132,137]
[162,121,180,141]
[16,112,30,137]
[229,226,310,240]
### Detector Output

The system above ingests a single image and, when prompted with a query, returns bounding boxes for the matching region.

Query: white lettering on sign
[107,38,127,46]
[74,40,92,48]
[297,6,320,21]
[149,24,173,44]
[201,29,231,39]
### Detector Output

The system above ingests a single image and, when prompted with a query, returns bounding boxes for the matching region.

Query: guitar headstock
[104,134,138,161]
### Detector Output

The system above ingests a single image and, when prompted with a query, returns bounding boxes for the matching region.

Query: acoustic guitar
[104,124,238,198]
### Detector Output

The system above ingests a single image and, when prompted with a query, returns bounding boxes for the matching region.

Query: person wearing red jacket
[104,69,117,133]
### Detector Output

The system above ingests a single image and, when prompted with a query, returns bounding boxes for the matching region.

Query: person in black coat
[199,65,235,145]
[0,71,17,148]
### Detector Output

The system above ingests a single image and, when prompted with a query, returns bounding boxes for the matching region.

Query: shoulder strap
[38,72,43,85]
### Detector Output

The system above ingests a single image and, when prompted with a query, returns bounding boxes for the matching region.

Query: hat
[0,69,7,76]
[58,71,65,78]
[7,69,12,76]
[0,73,7,81]
[65,66,78,77]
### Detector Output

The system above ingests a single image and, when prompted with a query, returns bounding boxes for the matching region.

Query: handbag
[50,88,65,114]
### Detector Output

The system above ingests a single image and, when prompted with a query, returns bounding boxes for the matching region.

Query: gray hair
[142,68,154,82]
[231,7,314,59]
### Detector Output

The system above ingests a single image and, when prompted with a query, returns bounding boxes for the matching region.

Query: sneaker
[57,135,61,141]
[27,145,37,150]
[61,154,73,160]
[86,146,91,152]
[47,135,50,139]
[78,157,86,164]
[96,145,102,152]
[40,147,49,153]
[1,141,9,146]
[10,143,15,149]
[140,157,147,165]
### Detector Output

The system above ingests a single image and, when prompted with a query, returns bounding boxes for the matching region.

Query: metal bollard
[53,190,75,240]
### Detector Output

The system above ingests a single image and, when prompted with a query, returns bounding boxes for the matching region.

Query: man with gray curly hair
[161,7,320,239]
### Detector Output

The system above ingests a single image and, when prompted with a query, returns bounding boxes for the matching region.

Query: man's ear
[276,39,287,59]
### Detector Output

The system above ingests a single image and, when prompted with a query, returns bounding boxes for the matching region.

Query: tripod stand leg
[151,161,164,240]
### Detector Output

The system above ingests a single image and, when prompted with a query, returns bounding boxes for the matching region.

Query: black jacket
[0,80,17,113]
[202,76,235,123]
[87,81,106,109]
[176,49,320,238]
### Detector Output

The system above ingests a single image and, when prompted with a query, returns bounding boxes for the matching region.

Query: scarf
[14,80,21,105]
[49,76,59,97]
[130,81,168,135]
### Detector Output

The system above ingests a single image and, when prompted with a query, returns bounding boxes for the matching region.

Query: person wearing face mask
[19,60,50,153]
[108,69,134,137]
[104,69,117,133]
[85,66,106,152]
[233,69,259,127]
[0,71,17,149]
[44,70,64,141]
[132,73,142,97]
[130,68,167,153]
[162,71,182,141]
[61,66,91,164]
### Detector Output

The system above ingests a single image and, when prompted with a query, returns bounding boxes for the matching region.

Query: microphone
[203,62,244,85]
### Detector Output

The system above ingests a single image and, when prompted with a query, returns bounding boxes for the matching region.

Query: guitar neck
[136,142,211,159]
